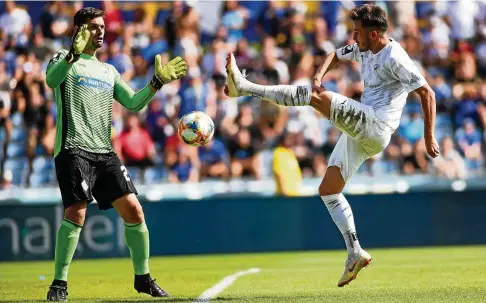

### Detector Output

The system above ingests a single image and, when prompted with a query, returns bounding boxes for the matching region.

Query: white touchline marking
[194,268,261,302]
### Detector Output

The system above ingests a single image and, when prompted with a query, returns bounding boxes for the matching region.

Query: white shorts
[328,92,393,182]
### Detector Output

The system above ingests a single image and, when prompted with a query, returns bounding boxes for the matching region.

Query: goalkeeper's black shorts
[55,149,138,210]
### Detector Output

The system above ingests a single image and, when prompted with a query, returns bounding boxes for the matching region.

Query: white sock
[321,193,361,256]
[240,80,312,106]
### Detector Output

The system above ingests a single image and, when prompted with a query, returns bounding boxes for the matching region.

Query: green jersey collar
[80,53,98,60]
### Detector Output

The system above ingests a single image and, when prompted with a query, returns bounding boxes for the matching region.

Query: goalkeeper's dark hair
[349,4,388,33]
[73,7,105,26]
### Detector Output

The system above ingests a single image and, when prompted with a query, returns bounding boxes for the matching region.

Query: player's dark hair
[349,4,388,33]
[73,7,105,26]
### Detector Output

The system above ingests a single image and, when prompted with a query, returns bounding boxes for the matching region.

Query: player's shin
[245,83,312,107]
[321,194,361,256]
[53,219,82,282]
[124,221,150,275]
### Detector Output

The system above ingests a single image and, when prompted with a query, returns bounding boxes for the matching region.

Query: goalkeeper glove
[150,55,188,90]
[65,24,91,64]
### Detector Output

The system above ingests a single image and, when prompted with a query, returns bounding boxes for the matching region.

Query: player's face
[86,17,105,50]
[353,21,370,52]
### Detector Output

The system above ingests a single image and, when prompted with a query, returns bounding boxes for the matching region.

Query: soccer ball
[178,111,215,146]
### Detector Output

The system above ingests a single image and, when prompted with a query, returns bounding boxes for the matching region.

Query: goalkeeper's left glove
[150,55,188,90]
[65,24,91,64]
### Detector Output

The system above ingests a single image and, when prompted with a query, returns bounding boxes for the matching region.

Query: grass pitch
[1,246,485,302]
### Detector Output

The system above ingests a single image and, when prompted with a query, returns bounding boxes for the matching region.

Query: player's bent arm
[114,75,156,112]
[313,51,340,86]
[414,84,436,140]
[45,50,72,88]
[314,44,359,86]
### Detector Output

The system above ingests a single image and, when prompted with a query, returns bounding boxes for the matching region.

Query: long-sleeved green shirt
[46,49,155,157]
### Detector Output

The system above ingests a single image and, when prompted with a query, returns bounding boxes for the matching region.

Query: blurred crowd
[1,0,486,191]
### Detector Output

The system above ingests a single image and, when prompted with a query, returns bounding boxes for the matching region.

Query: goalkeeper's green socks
[54,219,82,281]
[125,221,150,275]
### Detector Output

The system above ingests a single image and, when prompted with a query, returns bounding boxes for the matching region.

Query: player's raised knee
[310,88,333,118]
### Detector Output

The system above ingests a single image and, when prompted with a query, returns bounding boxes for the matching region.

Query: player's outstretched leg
[47,203,86,302]
[225,53,312,106]
[319,166,372,287]
[113,194,169,297]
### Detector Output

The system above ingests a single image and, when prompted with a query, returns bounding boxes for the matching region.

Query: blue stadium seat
[126,166,142,184]
[6,142,26,158]
[121,10,135,22]
[143,166,165,185]
[436,113,453,129]
[259,149,274,178]
[0,127,5,142]
[3,157,28,171]
[36,144,46,156]
[3,158,28,186]
[11,112,23,128]
[32,156,55,173]
[29,172,51,188]
[372,160,400,176]
[155,9,171,25]
[11,127,27,142]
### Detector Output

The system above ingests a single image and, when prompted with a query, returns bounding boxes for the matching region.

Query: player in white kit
[225,4,440,287]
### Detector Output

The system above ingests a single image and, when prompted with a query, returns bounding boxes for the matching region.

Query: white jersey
[336,38,426,130]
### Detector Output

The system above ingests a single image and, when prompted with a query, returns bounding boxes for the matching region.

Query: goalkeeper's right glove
[65,24,91,64]
[150,55,188,90]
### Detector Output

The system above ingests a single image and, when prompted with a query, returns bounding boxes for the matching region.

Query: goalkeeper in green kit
[45,7,187,301]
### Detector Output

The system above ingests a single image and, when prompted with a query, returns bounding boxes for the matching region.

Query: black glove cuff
[150,75,163,90]
[65,52,80,64]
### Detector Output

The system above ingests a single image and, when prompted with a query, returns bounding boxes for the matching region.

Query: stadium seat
[372,160,400,176]
[121,10,135,22]
[32,156,55,173]
[3,158,28,187]
[29,172,50,188]
[36,145,46,156]
[10,127,27,142]
[10,112,23,128]
[126,166,142,184]
[259,149,274,178]
[6,142,26,158]
[3,157,28,171]
[0,127,5,142]
[143,166,165,185]
[436,113,453,129]
[155,9,171,25]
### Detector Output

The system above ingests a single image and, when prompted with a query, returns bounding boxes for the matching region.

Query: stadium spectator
[401,138,429,175]
[455,118,483,173]
[399,104,424,145]
[0,1,31,47]
[221,0,248,50]
[453,83,481,129]
[0,169,13,190]
[433,136,466,180]
[1,1,486,190]
[126,7,152,52]
[107,41,134,81]
[40,113,56,156]
[198,138,229,179]
[114,113,156,169]
[168,146,199,183]
[227,127,260,179]
[102,0,124,45]
[273,131,302,196]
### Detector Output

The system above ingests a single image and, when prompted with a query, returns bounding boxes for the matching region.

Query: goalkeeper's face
[86,17,105,50]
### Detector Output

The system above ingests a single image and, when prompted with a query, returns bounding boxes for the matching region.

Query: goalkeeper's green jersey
[46,49,156,157]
